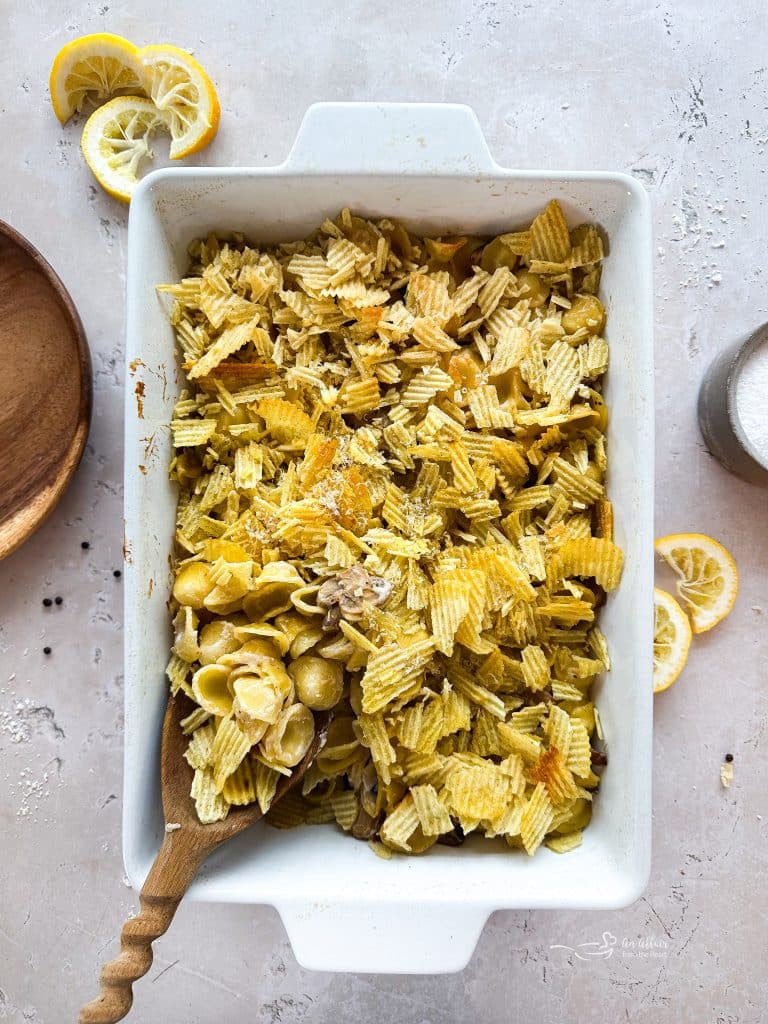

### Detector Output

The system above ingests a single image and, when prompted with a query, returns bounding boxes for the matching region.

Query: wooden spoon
[79,695,331,1024]
[0,220,91,560]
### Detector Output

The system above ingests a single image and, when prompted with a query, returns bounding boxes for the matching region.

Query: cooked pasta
[162,200,620,854]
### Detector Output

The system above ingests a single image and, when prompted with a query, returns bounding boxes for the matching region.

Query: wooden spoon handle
[78,831,208,1024]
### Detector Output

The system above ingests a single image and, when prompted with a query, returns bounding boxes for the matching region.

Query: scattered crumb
[720,761,734,788]
[165,822,182,832]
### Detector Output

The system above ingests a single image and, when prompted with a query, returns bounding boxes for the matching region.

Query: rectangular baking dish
[124,102,654,974]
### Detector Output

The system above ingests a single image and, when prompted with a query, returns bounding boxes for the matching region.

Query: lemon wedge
[655,533,738,634]
[80,96,168,202]
[653,588,692,693]
[138,45,220,159]
[49,33,145,124]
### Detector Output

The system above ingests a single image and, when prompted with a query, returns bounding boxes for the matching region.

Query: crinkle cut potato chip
[162,201,619,856]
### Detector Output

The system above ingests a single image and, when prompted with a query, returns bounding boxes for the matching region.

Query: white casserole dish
[124,102,654,974]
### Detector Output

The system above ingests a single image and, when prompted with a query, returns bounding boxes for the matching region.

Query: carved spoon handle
[78,831,207,1024]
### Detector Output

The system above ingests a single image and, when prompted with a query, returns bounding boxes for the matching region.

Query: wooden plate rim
[0,219,93,560]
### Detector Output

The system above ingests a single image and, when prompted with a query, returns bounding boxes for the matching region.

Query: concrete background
[1,1,767,1021]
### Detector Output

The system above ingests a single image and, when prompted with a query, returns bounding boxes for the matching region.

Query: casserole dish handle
[277,900,491,973]
[285,101,497,175]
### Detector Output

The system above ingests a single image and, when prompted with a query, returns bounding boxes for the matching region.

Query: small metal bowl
[0,221,92,559]
[698,322,768,486]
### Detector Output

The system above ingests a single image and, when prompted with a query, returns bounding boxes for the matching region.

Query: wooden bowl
[0,220,92,560]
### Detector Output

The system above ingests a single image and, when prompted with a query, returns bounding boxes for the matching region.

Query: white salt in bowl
[699,323,768,486]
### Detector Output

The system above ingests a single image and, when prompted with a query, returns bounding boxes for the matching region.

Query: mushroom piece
[316,566,392,631]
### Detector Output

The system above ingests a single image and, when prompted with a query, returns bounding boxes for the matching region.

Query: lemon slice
[655,533,739,633]
[138,45,220,159]
[49,33,145,124]
[81,96,168,202]
[653,588,692,693]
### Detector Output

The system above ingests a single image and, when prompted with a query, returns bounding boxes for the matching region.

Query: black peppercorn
[81,541,90,550]
[113,569,122,579]
[55,596,63,606]
[43,646,52,655]
[42,598,52,607]
[725,753,734,763]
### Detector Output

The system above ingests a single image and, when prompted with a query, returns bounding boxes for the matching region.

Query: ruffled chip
[356,713,396,784]
[551,537,624,591]
[467,385,516,429]
[258,397,313,444]
[360,639,435,714]
[488,322,530,376]
[254,758,281,814]
[521,645,550,691]
[407,272,452,322]
[190,767,230,824]
[166,654,192,698]
[569,223,604,267]
[478,267,512,318]
[171,418,217,448]
[429,575,472,656]
[531,746,579,806]
[410,784,453,836]
[469,708,503,757]
[552,457,604,505]
[401,751,451,787]
[401,367,454,408]
[443,760,512,821]
[581,337,609,378]
[447,662,506,719]
[234,443,263,490]
[184,722,216,770]
[545,341,581,408]
[412,316,458,352]
[210,716,252,791]
[551,680,584,703]
[380,793,420,852]
[566,718,592,777]
[330,790,360,831]
[497,723,543,763]
[440,684,471,736]
[180,706,211,735]
[520,782,554,855]
[529,200,571,264]
[200,465,233,513]
[508,702,548,734]
[222,757,257,805]
[544,705,572,758]
[339,377,381,415]
[392,695,444,754]
[189,319,259,379]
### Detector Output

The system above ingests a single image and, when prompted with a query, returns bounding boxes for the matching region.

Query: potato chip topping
[161,201,621,853]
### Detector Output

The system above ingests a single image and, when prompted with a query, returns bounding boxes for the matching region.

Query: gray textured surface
[1,1,767,1021]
